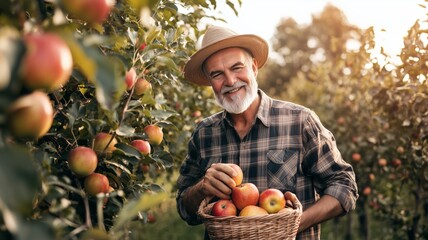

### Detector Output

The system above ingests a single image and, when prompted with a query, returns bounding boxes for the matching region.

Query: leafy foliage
[0,0,239,239]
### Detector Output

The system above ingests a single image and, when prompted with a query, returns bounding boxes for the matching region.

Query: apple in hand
[7,91,54,139]
[239,205,268,217]
[211,199,237,217]
[231,182,259,210]
[144,124,163,145]
[131,139,151,155]
[259,188,286,214]
[226,163,243,186]
[68,146,98,177]
[84,173,110,196]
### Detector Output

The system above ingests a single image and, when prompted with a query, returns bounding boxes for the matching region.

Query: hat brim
[184,34,269,86]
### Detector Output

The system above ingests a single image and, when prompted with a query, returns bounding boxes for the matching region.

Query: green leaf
[94,56,127,111]
[0,146,40,216]
[112,192,167,230]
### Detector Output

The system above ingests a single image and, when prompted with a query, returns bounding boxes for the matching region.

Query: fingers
[202,163,237,199]
[284,191,302,209]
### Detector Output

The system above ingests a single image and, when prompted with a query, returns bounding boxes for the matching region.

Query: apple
[392,158,402,168]
[396,146,405,154]
[362,186,371,196]
[131,139,151,155]
[378,158,387,167]
[259,188,286,214]
[62,0,115,24]
[231,182,259,210]
[68,146,98,177]
[226,163,243,186]
[144,124,163,145]
[134,78,152,96]
[351,153,361,162]
[125,67,137,90]
[211,199,237,217]
[20,33,72,88]
[138,43,146,51]
[239,205,268,217]
[84,173,110,196]
[93,132,117,154]
[192,110,202,118]
[7,91,53,139]
[140,163,150,173]
[147,212,156,223]
[20,33,73,91]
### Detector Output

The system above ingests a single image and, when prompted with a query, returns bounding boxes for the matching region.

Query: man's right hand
[201,163,238,200]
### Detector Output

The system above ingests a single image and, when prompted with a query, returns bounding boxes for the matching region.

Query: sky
[207,0,427,57]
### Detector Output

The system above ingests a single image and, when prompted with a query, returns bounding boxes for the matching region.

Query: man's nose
[223,71,236,86]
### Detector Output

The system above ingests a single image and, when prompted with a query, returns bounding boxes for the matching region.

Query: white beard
[214,77,258,114]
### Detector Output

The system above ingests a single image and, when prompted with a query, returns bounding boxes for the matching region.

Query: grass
[129,197,205,240]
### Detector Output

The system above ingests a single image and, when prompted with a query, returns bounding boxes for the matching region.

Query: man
[176,25,358,239]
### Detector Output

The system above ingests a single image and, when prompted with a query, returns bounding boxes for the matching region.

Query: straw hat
[183,25,269,86]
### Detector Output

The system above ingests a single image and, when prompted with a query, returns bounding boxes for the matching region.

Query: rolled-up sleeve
[302,111,359,213]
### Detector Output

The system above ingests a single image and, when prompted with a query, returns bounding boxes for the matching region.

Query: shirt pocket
[267,149,298,192]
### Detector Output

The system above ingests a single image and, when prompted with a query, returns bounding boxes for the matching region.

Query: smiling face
[203,47,259,114]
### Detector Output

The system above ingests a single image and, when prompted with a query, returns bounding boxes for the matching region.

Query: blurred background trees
[0,0,427,239]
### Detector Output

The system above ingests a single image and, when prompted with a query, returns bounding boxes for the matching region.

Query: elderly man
[176,25,358,239]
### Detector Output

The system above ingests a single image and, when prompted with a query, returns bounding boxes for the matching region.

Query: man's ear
[252,58,258,76]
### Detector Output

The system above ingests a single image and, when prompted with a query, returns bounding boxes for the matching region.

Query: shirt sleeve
[176,131,205,225]
[302,110,359,213]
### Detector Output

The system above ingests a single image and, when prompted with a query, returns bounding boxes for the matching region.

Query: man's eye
[211,73,224,80]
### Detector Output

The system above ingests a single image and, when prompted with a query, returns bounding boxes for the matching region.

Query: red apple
[226,163,243,186]
[259,188,286,214]
[192,110,202,118]
[68,146,98,177]
[7,91,53,139]
[125,67,137,90]
[84,173,110,196]
[20,33,73,91]
[239,205,268,217]
[144,125,163,145]
[131,139,151,155]
[351,153,362,162]
[378,158,387,167]
[93,132,117,154]
[392,158,402,168]
[62,0,115,24]
[211,199,237,217]
[362,186,371,196]
[134,78,152,96]
[231,182,259,210]
[138,43,146,51]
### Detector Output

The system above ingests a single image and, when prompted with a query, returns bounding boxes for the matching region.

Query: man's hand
[201,163,238,200]
[182,163,239,216]
[284,191,302,209]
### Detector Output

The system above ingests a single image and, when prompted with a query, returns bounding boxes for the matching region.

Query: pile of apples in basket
[211,164,297,217]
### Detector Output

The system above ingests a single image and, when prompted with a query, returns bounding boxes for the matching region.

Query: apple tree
[0,0,239,239]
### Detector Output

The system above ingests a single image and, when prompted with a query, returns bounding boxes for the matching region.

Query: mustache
[220,81,247,94]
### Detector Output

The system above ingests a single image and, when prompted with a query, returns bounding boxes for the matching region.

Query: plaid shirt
[176,90,358,240]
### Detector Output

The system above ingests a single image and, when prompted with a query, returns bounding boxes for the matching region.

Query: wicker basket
[197,198,302,240]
